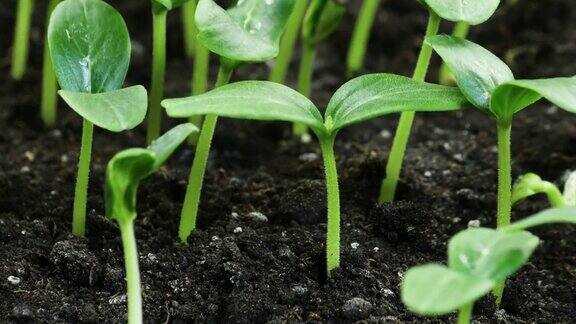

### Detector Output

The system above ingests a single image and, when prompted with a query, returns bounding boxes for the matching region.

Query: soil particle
[342,297,373,320]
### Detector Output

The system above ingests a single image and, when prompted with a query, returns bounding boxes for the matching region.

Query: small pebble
[300,133,312,143]
[20,166,30,173]
[350,242,360,250]
[246,212,268,223]
[424,171,432,177]
[211,236,220,241]
[7,276,21,285]
[231,212,239,219]
[146,253,157,263]
[24,151,35,161]
[108,294,127,305]
[61,154,69,163]
[291,285,308,296]
[299,152,319,162]
[342,297,373,320]
[382,288,395,297]
[468,219,481,228]
[11,304,34,320]
[380,129,391,139]
[373,247,380,252]
[233,227,243,234]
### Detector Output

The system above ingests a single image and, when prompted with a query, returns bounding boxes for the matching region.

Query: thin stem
[439,21,470,85]
[545,185,567,208]
[378,11,441,203]
[119,220,143,324]
[178,65,234,243]
[319,135,341,276]
[457,303,473,324]
[72,119,94,237]
[146,5,168,144]
[293,42,316,136]
[182,0,198,58]
[269,0,309,84]
[11,0,34,80]
[188,43,211,144]
[41,0,60,127]
[346,0,380,77]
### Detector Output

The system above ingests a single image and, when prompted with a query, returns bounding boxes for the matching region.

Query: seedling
[379,0,501,204]
[105,124,197,324]
[512,171,576,208]
[175,0,296,243]
[41,0,61,127]
[10,0,34,80]
[438,21,470,85]
[49,0,148,237]
[402,207,576,324]
[293,0,345,137]
[346,0,381,77]
[163,73,468,275]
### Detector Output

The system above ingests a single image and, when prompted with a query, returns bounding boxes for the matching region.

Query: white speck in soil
[50,190,57,196]
[443,142,451,150]
[546,106,558,114]
[246,211,268,223]
[147,253,157,263]
[373,247,380,252]
[24,151,35,161]
[299,152,319,162]
[231,212,239,219]
[108,294,127,305]
[300,133,312,143]
[20,166,30,173]
[380,129,391,139]
[211,236,220,241]
[424,171,432,177]
[7,276,21,285]
[382,288,395,297]
[291,285,308,296]
[453,153,464,162]
[51,129,62,137]
[233,227,243,234]
[342,297,373,320]
[468,220,481,228]
[351,242,360,250]
[21,230,26,235]
[61,154,69,163]
[452,217,461,223]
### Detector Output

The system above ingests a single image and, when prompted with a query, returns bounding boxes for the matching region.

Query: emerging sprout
[512,171,576,208]
[402,207,576,324]
[105,124,197,324]
[163,74,468,275]
[41,0,61,127]
[379,0,501,204]
[11,0,34,80]
[48,0,148,237]
[346,0,381,77]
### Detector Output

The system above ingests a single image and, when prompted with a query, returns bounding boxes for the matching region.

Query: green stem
[319,135,341,276]
[41,0,60,127]
[457,303,473,324]
[178,65,234,243]
[293,43,316,136]
[119,220,143,324]
[269,0,309,84]
[146,5,168,144]
[545,185,567,208]
[346,0,380,77]
[439,21,470,85]
[72,119,94,237]
[182,0,198,58]
[378,11,441,203]
[11,0,34,80]
[188,43,211,145]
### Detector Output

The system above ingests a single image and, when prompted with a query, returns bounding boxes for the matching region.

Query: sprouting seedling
[379,0,501,204]
[346,0,381,77]
[163,73,468,275]
[293,0,345,137]
[105,124,197,324]
[175,0,296,244]
[427,35,576,303]
[147,0,191,144]
[512,171,576,208]
[48,0,148,237]
[401,207,576,324]
[10,0,34,80]
[41,0,61,127]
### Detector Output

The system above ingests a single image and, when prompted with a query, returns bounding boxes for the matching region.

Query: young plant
[379,0,501,204]
[438,21,470,85]
[175,0,296,243]
[41,0,61,127]
[512,171,576,208]
[293,0,345,137]
[345,0,381,77]
[163,74,468,275]
[106,124,197,324]
[49,0,148,237]
[11,0,34,80]
[401,207,576,324]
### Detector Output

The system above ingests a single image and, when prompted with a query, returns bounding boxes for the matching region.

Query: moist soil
[1,0,576,323]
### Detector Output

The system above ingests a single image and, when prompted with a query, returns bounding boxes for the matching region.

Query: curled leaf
[512,173,553,206]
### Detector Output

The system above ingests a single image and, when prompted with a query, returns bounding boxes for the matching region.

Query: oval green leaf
[58,85,148,132]
[502,207,576,232]
[420,0,500,25]
[48,0,131,93]
[325,73,469,131]
[148,123,198,169]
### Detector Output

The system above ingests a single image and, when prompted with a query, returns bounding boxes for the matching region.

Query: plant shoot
[512,171,576,208]
[11,0,34,80]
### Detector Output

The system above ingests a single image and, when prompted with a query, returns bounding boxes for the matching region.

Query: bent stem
[182,0,198,58]
[544,186,567,208]
[293,42,316,137]
[346,0,380,77]
[72,119,94,237]
[178,65,234,243]
[269,0,309,84]
[146,4,168,144]
[378,11,441,203]
[188,43,211,144]
[11,0,34,80]
[41,0,60,127]
[457,303,473,324]
[439,21,470,85]
[319,134,341,276]
[119,219,143,324]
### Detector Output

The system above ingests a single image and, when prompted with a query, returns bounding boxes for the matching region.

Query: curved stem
[188,43,211,144]
[293,42,316,136]
[346,0,380,77]
[546,186,567,208]
[72,119,94,237]
[182,0,198,58]
[146,5,168,144]
[269,0,309,84]
[11,0,34,80]
[439,21,470,85]
[41,0,60,127]
[119,220,143,324]
[178,65,234,243]
[378,11,441,203]
[457,303,473,324]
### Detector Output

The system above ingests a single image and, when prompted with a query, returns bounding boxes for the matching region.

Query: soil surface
[2,0,576,323]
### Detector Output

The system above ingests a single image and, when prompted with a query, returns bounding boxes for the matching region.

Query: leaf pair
[419,0,500,25]
[402,207,576,316]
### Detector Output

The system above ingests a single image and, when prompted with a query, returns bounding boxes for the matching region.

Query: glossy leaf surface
[421,0,500,25]
[148,123,198,169]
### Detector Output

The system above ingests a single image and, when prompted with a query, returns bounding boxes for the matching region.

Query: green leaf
[426,35,514,112]
[401,264,494,315]
[326,73,468,131]
[195,0,296,64]
[48,0,131,93]
[420,0,500,25]
[58,86,148,132]
[153,0,189,10]
[162,81,326,135]
[303,0,345,45]
[448,228,539,281]
[148,123,198,169]
[502,207,576,232]
[512,173,550,206]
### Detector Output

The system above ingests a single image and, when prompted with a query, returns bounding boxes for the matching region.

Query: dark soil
[2,0,576,323]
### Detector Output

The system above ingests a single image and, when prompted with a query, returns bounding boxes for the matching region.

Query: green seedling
[182,0,198,58]
[512,171,576,208]
[11,0,34,80]
[49,0,148,237]
[379,0,501,204]
[438,21,470,85]
[41,0,61,127]
[346,0,381,77]
[163,73,468,275]
[174,0,295,243]
[402,207,576,324]
[293,0,345,137]
[106,124,197,324]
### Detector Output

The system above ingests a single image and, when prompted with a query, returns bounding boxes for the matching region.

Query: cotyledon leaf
[148,123,198,170]
[501,207,576,232]
[420,0,500,25]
